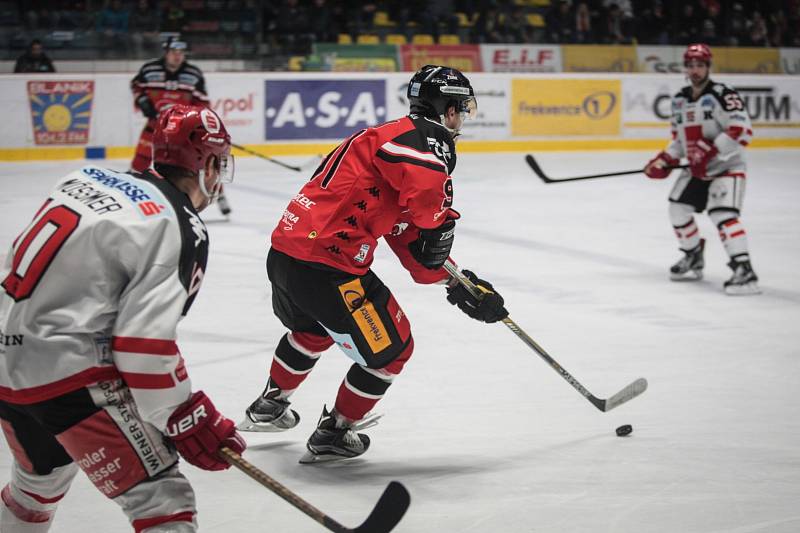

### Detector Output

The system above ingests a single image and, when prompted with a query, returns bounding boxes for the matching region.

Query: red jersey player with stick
[239,65,508,463]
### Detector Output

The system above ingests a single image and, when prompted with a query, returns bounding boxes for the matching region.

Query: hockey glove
[136,95,158,120]
[686,139,718,178]
[166,391,246,471]
[446,270,509,323]
[644,151,679,180]
[409,218,456,270]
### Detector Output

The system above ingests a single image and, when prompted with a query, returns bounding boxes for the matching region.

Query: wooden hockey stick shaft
[526,154,689,183]
[220,447,410,533]
[231,143,303,172]
[443,261,647,412]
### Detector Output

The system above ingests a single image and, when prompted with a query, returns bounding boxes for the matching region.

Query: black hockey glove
[408,219,455,270]
[136,95,158,120]
[446,270,509,323]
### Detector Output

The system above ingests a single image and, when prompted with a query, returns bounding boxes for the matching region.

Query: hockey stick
[525,154,689,183]
[231,143,305,172]
[220,447,410,533]
[443,262,648,412]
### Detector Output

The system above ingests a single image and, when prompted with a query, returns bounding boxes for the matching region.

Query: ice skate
[670,239,705,281]
[724,259,761,295]
[299,406,381,464]
[238,379,300,432]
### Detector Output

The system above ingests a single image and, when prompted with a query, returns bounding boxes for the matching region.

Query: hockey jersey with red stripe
[271,114,458,283]
[0,167,206,431]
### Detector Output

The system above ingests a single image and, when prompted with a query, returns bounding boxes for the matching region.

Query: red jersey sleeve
[384,213,451,284]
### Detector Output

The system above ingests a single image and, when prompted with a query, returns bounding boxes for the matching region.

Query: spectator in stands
[274,0,312,53]
[504,5,530,43]
[14,39,55,73]
[726,2,748,45]
[637,1,670,45]
[420,0,459,42]
[130,0,160,58]
[746,11,770,46]
[574,1,593,44]
[600,3,627,44]
[308,0,338,43]
[161,0,186,33]
[545,0,574,43]
[768,9,788,46]
[96,0,130,57]
[674,2,701,44]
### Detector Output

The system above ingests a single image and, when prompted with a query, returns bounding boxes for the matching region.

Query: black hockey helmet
[407,65,477,122]
[163,35,188,52]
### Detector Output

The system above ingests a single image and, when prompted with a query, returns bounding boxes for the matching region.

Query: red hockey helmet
[684,43,712,66]
[152,104,232,175]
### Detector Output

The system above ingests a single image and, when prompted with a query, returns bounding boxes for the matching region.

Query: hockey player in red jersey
[0,105,244,532]
[644,43,759,295]
[239,65,509,463]
[130,37,232,217]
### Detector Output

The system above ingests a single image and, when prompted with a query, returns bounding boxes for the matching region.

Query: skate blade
[670,270,703,281]
[299,451,357,464]
[725,282,761,296]
[236,414,299,433]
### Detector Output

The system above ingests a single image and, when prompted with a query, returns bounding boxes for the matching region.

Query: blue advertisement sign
[265,80,386,140]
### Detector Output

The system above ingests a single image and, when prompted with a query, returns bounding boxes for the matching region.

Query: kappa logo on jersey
[427,137,452,165]
[183,206,207,247]
[265,80,386,140]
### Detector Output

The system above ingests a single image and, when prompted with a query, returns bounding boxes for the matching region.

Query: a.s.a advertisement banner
[512,79,621,136]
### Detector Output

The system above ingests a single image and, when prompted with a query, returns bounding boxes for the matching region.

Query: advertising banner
[400,45,482,73]
[713,47,781,74]
[206,74,262,144]
[27,80,94,145]
[562,45,637,72]
[780,48,800,75]
[264,79,387,140]
[309,44,399,72]
[636,46,684,74]
[512,79,621,136]
[480,45,561,73]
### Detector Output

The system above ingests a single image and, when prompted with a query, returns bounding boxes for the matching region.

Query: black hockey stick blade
[232,142,303,171]
[526,154,688,183]
[592,377,648,412]
[335,481,411,533]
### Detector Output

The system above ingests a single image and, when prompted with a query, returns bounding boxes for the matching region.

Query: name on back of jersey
[56,167,169,219]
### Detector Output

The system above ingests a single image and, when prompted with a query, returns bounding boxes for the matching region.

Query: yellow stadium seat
[531,0,550,6]
[337,33,352,44]
[439,34,461,45]
[288,56,304,71]
[374,11,393,27]
[411,34,435,45]
[356,34,380,44]
[385,34,407,45]
[526,13,545,27]
[456,12,474,27]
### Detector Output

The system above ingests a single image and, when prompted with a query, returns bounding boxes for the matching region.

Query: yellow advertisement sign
[562,45,637,72]
[713,47,781,74]
[512,79,621,136]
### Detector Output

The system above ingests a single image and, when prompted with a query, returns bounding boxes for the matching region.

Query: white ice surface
[1,150,799,533]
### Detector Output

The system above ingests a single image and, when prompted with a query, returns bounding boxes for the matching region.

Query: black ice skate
[724,259,761,295]
[670,239,705,281]
[217,194,232,217]
[299,406,381,464]
[238,379,300,432]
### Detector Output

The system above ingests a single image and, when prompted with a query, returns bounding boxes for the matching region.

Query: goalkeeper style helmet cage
[407,65,477,124]
[152,104,234,200]
[684,43,712,66]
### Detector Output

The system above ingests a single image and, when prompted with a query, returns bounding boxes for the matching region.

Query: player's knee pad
[668,202,695,227]
[116,465,197,533]
[0,461,77,532]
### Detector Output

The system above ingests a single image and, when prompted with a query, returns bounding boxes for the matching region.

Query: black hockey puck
[615,424,633,437]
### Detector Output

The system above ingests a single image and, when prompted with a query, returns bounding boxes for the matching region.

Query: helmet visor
[218,152,235,184]
[460,96,477,120]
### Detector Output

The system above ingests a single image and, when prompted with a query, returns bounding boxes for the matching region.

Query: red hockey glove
[686,139,718,178]
[644,151,679,180]
[166,391,246,471]
[446,270,509,323]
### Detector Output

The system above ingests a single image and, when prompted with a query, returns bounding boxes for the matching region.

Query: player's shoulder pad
[675,86,693,99]
[182,62,204,77]
[706,82,743,111]
[405,114,457,173]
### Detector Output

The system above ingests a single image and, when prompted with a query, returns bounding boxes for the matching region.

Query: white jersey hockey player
[0,105,244,532]
[644,43,759,295]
